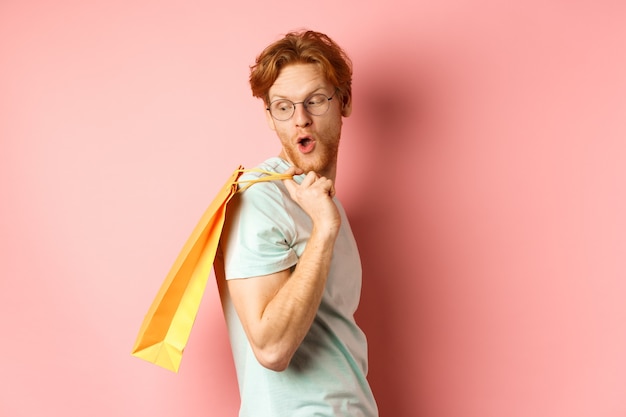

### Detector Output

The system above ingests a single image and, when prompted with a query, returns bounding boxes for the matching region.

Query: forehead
[269,63,330,99]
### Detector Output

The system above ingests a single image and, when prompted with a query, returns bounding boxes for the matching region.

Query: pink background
[2,1,625,416]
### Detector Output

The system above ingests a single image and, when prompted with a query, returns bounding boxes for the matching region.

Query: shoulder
[236,157,297,204]
[239,157,290,182]
[230,158,291,217]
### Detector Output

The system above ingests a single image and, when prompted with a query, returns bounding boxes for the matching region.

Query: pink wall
[2,1,625,416]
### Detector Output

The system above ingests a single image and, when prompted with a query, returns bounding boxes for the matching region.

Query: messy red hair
[249,30,352,108]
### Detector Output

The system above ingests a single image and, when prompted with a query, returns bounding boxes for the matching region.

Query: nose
[293,103,312,127]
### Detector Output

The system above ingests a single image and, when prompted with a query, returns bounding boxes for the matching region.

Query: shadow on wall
[349,37,453,416]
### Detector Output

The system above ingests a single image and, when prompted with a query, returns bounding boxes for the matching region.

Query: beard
[281,136,340,177]
[276,114,343,177]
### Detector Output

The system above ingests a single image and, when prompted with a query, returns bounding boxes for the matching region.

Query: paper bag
[131,166,291,372]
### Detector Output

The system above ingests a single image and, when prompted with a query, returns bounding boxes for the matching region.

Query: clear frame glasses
[266,89,338,121]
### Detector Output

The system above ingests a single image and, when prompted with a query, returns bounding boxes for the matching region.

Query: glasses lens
[269,100,294,121]
[305,94,330,116]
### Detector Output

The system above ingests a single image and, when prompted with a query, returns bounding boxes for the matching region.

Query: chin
[285,147,336,175]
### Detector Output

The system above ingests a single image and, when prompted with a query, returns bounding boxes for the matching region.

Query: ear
[265,104,277,131]
[341,95,352,117]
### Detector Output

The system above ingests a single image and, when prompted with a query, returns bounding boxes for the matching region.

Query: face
[266,63,351,179]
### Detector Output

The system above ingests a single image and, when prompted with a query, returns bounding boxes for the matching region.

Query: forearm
[251,226,337,370]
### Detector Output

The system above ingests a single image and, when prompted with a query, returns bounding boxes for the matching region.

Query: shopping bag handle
[235,168,294,192]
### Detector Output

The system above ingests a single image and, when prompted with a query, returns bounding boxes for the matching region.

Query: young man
[217,30,378,417]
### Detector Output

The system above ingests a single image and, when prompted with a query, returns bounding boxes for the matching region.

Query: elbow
[259,357,290,373]
[253,345,293,372]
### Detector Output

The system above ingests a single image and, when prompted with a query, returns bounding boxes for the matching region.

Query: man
[217,30,378,417]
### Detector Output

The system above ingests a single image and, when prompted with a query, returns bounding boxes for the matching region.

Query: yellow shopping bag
[131,166,291,372]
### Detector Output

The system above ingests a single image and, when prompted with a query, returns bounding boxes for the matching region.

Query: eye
[306,94,326,107]
[271,100,293,113]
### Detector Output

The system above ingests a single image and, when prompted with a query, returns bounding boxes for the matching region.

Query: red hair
[249,30,352,107]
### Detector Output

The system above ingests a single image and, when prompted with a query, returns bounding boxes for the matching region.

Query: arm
[227,169,340,372]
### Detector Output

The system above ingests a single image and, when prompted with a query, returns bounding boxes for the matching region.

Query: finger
[328,183,336,198]
[317,177,335,197]
[283,166,304,177]
[282,176,298,199]
[300,171,318,187]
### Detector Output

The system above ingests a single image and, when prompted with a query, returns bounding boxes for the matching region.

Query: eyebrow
[269,86,329,102]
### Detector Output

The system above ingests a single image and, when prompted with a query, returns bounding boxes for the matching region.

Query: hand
[283,168,341,236]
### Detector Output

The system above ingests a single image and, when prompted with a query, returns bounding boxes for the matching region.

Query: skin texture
[226,63,352,371]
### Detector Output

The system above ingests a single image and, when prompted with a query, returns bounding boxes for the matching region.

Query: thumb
[282,166,303,199]
[282,176,298,200]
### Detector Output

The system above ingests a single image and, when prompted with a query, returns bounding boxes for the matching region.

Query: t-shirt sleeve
[221,181,298,279]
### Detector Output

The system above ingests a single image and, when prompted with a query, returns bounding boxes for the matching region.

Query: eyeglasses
[266,89,338,121]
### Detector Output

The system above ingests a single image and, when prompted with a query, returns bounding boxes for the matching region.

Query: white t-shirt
[218,157,378,417]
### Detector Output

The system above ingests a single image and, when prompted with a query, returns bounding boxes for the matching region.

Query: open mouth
[298,137,311,146]
[297,137,315,153]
